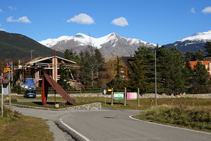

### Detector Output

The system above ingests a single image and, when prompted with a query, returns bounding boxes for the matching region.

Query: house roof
[189,61,211,70]
[26,56,76,65]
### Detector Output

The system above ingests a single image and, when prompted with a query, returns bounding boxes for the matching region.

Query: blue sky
[0,0,211,45]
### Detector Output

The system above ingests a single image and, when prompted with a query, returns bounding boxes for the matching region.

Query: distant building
[189,61,211,76]
[14,56,80,87]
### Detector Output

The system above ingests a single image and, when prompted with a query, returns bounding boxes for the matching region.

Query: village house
[189,61,211,76]
[14,56,80,88]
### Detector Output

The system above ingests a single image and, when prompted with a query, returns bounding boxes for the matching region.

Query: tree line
[60,41,211,94]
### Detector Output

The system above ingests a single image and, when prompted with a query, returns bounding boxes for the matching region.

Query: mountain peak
[179,30,211,42]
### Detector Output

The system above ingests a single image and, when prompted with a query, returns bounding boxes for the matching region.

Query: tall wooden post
[111,88,113,105]
[138,88,140,107]
[9,71,11,109]
[124,88,126,106]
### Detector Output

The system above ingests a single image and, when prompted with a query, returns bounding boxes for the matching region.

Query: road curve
[61,109,211,141]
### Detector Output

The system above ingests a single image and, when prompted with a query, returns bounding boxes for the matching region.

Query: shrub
[134,105,211,131]
[11,98,17,102]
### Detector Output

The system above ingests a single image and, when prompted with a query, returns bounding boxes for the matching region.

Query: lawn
[0,105,54,141]
[7,95,211,110]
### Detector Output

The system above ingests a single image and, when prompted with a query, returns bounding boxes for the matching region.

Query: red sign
[1,73,3,84]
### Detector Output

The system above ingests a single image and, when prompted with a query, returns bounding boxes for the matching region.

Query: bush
[11,98,17,102]
[13,85,22,94]
[59,102,65,107]
[134,105,211,131]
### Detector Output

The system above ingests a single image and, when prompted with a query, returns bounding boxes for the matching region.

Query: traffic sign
[108,89,112,92]
[103,89,107,95]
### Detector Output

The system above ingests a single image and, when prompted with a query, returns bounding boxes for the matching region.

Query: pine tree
[166,47,186,95]
[135,46,155,83]
[192,61,209,89]
[204,41,211,57]
[107,56,126,91]
[129,55,152,93]
[58,63,71,91]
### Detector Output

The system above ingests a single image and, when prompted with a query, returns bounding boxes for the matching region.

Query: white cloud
[0,9,3,13]
[202,6,211,14]
[111,17,128,27]
[7,16,31,23]
[8,6,17,10]
[67,13,94,24]
[191,8,195,13]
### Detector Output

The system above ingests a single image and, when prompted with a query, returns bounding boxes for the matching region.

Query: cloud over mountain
[111,17,128,27]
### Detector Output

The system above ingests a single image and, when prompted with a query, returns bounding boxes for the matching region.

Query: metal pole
[155,48,157,106]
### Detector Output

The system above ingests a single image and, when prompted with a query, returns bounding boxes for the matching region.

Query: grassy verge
[0,105,54,141]
[133,105,211,132]
[6,96,211,110]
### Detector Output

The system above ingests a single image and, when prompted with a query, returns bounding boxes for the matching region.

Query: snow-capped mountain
[39,33,156,58]
[165,30,211,53]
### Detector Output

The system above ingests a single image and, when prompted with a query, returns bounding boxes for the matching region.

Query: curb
[4,102,101,111]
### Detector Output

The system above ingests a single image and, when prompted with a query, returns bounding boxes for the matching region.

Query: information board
[113,92,124,100]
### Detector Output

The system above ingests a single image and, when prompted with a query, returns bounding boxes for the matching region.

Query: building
[189,61,211,76]
[14,56,80,87]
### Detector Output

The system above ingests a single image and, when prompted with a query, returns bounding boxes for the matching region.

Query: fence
[1,87,102,94]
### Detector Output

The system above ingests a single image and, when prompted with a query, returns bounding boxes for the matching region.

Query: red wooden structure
[42,74,74,105]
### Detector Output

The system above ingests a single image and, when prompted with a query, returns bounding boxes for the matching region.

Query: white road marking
[60,117,91,141]
[129,115,211,135]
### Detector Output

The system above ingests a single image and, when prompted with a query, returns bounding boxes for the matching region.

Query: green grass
[0,105,54,141]
[133,105,211,132]
[6,95,211,110]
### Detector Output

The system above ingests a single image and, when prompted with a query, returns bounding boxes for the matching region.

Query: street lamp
[31,50,34,61]
[149,46,157,106]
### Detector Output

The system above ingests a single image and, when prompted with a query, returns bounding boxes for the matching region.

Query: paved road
[61,109,211,141]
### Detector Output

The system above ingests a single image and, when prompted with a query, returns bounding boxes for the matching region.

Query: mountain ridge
[39,33,157,58]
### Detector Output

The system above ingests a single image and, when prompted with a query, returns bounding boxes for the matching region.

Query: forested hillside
[0,31,63,60]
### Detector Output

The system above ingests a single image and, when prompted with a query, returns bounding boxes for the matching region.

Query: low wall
[8,102,101,111]
[142,93,211,99]
[7,93,211,99]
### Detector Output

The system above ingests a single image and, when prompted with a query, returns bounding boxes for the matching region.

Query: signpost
[103,89,107,106]
[113,92,124,100]
[150,99,153,107]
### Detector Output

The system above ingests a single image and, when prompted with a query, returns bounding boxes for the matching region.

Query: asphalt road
[61,109,211,141]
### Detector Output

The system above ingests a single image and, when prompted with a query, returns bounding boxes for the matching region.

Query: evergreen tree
[192,61,209,89]
[107,56,126,91]
[166,47,186,95]
[156,45,171,93]
[195,49,204,61]
[58,63,71,91]
[129,55,152,93]
[204,41,211,57]
[135,46,155,84]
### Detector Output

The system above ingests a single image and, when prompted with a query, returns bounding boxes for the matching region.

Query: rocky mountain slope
[165,30,211,53]
[39,33,156,58]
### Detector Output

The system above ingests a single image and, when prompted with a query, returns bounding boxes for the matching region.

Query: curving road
[61,109,211,141]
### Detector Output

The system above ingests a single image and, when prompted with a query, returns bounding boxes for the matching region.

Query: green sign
[113,92,124,100]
